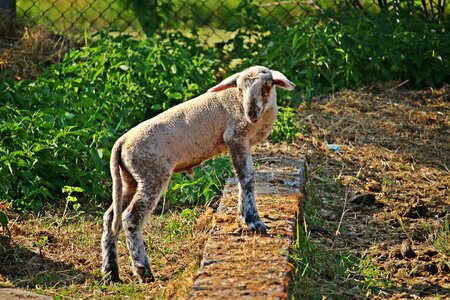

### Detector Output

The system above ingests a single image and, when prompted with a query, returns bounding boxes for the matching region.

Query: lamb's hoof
[136,266,155,284]
[247,220,267,234]
[104,270,122,284]
[143,274,155,284]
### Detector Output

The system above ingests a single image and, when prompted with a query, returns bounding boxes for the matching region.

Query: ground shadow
[0,236,90,288]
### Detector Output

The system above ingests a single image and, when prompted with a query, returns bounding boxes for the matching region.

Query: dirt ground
[272,84,449,298]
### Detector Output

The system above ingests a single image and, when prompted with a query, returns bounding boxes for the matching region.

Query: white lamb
[101,65,295,283]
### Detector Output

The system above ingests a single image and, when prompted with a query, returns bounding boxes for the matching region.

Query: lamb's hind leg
[122,174,170,283]
[101,205,121,282]
[101,168,137,283]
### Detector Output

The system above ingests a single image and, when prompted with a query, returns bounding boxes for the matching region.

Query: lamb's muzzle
[101,65,295,283]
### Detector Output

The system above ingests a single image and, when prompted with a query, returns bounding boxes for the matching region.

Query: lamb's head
[209,66,295,123]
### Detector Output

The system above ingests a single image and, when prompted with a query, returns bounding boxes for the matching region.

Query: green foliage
[3,9,450,213]
[123,0,166,36]
[166,156,233,206]
[0,105,83,213]
[0,33,219,212]
[164,208,198,240]
[270,106,303,143]
[121,0,298,37]
[236,11,450,103]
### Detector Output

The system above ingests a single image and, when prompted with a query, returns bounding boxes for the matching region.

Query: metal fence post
[0,0,16,19]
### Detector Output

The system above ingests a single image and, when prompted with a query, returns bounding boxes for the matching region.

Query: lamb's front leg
[226,138,267,234]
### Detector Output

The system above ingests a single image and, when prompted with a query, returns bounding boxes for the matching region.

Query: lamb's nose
[247,107,260,123]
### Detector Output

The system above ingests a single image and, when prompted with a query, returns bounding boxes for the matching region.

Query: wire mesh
[12,0,450,42]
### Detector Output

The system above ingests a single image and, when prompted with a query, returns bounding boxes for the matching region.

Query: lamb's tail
[111,138,124,235]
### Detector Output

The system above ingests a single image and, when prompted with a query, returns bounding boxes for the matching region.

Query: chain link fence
[14,0,317,43]
[10,0,447,42]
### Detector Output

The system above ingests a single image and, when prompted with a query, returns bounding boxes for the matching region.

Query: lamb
[101,65,295,283]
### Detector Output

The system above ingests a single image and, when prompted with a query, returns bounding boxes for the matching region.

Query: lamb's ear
[271,70,295,90]
[208,72,240,92]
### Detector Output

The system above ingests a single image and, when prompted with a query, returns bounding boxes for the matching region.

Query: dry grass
[0,16,70,80]
[0,207,213,299]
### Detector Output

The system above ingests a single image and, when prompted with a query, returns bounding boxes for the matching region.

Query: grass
[0,206,214,299]
[428,214,450,256]
[290,221,362,299]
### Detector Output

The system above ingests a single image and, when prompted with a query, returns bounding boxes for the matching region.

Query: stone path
[0,288,52,300]
[189,156,306,299]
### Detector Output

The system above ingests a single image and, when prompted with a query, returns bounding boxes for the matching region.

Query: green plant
[61,186,85,223]
[35,234,49,256]
[270,106,303,143]
[429,214,450,256]
[235,11,450,105]
[166,156,233,206]
[164,208,198,240]
[4,9,449,215]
